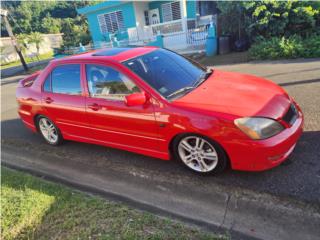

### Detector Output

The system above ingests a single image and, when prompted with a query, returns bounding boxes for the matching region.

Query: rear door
[41,64,90,138]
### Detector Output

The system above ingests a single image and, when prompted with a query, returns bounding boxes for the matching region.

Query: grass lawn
[1,52,53,70]
[1,167,227,240]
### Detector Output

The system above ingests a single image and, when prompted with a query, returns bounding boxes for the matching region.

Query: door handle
[45,97,53,104]
[88,103,101,111]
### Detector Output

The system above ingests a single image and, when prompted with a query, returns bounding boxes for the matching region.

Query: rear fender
[18,71,42,88]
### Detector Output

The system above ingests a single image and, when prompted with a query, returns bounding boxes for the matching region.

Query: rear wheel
[37,116,63,145]
[173,134,227,174]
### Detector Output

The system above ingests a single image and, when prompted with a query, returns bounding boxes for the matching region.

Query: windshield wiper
[193,68,213,88]
[167,86,195,99]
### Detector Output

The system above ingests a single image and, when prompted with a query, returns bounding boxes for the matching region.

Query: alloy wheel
[178,136,219,173]
[38,117,58,144]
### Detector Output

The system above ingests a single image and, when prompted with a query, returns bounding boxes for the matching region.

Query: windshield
[123,49,208,100]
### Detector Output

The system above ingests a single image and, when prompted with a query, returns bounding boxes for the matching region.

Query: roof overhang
[77,1,129,15]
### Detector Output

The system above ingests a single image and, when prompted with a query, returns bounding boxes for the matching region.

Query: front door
[149,9,160,25]
[84,64,160,152]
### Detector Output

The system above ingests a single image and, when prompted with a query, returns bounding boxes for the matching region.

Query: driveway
[1,58,320,239]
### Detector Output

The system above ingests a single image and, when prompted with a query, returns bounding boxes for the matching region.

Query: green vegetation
[1,167,226,240]
[1,1,98,48]
[217,0,320,59]
[28,32,44,56]
[249,34,320,60]
[217,1,320,41]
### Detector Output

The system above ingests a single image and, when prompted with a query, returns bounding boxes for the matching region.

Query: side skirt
[63,133,170,161]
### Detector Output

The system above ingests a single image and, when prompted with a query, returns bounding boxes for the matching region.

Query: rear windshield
[123,49,206,99]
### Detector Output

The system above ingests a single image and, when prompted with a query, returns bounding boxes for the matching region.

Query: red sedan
[16,47,303,174]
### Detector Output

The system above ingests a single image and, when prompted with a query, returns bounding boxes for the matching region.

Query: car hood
[172,70,291,119]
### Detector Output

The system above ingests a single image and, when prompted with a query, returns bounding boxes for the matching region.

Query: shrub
[216,1,320,42]
[249,35,320,60]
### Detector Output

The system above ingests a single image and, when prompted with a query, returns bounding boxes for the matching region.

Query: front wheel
[173,135,228,174]
[37,116,63,145]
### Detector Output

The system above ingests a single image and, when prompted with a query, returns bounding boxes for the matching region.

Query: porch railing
[126,25,209,54]
[127,27,156,45]
[162,25,209,53]
[149,19,184,36]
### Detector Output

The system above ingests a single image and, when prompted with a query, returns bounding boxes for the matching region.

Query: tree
[28,32,44,57]
[41,13,61,34]
[217,0,320,42]
[2,1,93,49]
[61,16,91,49]
[15,33,29,54]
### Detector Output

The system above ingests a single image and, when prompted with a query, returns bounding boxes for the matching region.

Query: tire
[36,115,63,146]
[172,134,228,175]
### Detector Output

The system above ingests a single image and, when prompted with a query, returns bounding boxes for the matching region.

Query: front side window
[51,64,81,95]
[86,64,140,101]
[124,49,207,100]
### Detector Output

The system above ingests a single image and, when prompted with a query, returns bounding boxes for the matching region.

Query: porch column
[180,0,188,32]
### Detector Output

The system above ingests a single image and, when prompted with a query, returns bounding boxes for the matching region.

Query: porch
[78,1,218,54]
[104,0,217,53]
[117,0,217,53]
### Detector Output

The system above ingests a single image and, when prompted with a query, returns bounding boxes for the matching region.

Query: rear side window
[51,64,81,95]
[43,75,51,92]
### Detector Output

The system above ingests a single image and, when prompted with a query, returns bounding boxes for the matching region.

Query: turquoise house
[77,1,218,47]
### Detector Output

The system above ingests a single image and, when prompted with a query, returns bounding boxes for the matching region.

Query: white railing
[92,41,113,50]
[65,41,114,55]
[74,18,211,55]
[127,27,156,45]
[150,19,184,36]
[163,26,208,53]
[128,28,139,42]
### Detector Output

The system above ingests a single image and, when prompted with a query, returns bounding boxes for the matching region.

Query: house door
[149,9,160,25]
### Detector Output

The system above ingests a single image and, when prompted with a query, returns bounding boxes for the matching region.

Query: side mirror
[125,92,147,107]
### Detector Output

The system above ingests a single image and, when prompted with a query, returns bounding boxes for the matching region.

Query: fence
[0,33,63,64]
[149,19,184,36]
[64,41,114,55]
[65,23,209,56]
[125,22,209,54]
[162,25,209,53]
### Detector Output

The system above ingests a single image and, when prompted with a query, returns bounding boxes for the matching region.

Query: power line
[8,12,25,34]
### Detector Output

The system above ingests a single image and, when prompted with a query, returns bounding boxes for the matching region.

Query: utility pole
[1,8,28,71]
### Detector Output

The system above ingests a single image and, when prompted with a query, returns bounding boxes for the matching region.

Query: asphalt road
[2,58,320,205]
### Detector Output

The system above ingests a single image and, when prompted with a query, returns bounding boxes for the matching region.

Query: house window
[196,1,217,16]
[144,11,150,26]
[162,1,181,22]
[98,11,124,34]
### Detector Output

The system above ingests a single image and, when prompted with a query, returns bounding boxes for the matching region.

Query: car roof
[54,46,158,63]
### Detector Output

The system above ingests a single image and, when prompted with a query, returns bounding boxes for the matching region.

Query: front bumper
[227,109,304,171]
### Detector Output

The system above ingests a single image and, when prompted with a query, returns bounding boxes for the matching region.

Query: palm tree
[28,32,43,60]
[16,33,29,54]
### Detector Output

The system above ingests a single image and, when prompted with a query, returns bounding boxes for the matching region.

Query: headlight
[234,117,284,140]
